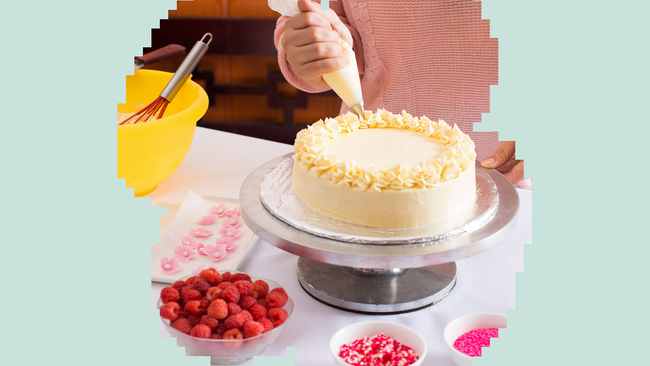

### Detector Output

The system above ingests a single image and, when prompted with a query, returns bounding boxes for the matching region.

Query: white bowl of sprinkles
[329,321,427,366]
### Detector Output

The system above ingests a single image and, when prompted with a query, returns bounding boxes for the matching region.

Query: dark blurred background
[142,0,341,144]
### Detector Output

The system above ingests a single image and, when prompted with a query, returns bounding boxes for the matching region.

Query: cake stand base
[297,257,457,314]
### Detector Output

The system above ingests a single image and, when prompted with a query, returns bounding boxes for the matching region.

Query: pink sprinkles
[339,333,419,366]
[453,328,499,357]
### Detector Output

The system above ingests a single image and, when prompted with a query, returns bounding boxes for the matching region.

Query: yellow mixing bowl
[118,69,209,196]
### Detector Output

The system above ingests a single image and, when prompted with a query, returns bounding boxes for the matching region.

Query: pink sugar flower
[190,228,213,238]
[173,245,197,263]
[219,228,242,239]
[225,208,240,217]
[203,244,228,262]
[209,204,228,217]
[181,235,199,247]
[196,214,218,225]
[194,242,208,256]
[222,214,242,229]
[215,237,236,251]
[160,257,181,276]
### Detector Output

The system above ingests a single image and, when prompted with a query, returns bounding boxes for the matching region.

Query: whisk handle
[160,33,213,102]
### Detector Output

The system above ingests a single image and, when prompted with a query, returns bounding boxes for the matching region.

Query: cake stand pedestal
[240,154,519,314]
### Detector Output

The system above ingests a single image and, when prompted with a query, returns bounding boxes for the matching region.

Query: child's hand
[282,0,354,89]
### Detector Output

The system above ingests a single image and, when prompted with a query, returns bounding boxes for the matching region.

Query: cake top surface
[326,128,448,169]
[293,109,476,192]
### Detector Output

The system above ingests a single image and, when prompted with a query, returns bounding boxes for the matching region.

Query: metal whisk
[120,33,213,125]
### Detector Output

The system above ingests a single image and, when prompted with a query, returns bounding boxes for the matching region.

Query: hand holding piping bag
[275,0,365,116]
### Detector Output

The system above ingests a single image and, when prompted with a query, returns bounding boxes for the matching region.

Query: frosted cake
[292,109,477,229]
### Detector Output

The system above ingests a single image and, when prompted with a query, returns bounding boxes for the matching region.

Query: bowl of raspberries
[157,268,293,364]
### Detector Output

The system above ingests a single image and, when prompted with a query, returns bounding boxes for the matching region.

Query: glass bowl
[158,274,294,365]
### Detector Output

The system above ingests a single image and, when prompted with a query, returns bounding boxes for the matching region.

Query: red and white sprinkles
[453,328,499,357]
[339,333,419,366]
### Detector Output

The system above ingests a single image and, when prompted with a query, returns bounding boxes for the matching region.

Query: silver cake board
[240,153,519,314]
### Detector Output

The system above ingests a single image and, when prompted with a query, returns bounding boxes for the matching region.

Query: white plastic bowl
[329,321,427,366]
[443,312,507,366]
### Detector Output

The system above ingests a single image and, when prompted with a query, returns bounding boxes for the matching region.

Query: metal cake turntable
[240,153,519,314]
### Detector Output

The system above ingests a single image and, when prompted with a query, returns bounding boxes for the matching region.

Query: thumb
[297,0,320,13]
[481,141,515,168]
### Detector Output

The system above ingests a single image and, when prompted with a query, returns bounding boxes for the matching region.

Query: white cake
[292,110,477,229]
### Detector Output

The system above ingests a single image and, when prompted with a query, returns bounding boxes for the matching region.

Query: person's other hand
[282,0,353,89]
[481,141,524,185]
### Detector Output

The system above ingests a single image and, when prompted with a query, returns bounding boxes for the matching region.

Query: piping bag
[269,0,365,117]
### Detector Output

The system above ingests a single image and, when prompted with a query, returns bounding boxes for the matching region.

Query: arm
[274,0,364,93]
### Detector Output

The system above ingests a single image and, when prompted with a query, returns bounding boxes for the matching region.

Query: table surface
[150,127,532,366]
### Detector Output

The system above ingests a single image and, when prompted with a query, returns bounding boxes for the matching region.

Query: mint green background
[1,1,647,366]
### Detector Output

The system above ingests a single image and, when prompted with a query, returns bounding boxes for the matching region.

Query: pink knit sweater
[274,0,501,161]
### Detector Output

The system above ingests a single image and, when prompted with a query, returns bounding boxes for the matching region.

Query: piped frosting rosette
[293,109,476,192]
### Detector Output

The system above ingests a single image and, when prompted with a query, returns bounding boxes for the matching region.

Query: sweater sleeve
[273,2,365,94]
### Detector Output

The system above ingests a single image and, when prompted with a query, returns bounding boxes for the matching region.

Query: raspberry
[239,295,257,310]
[205,287,223,301]
[160,286,180,304]
[217,281,233,290]
[159,302,180,321]
[200,269,223,286]
[228,302,242,316]
[181,287,202,302]
[211,333,222,339]
[185,275,199,285]
[190,324,212,338]
[239,310,253,324]
[248,303,267,321]
[221,272,232,282]
[242,320,265,338]
[257,299,268,309]
[230,273,252,282]
[187,314,202,326]
[214,323,228,336]
[172,318,192,334]
[266,292,288,308]
[222,328,243,340]
[269,287,288,298]
[222,286,241,304]
[259,318,274,332]
[252,282,268,299]
[193,279,211,296]
[254,280,270,294]
[267,308,289,327]
[184,300,208,315]
[200,315,219,330]
[207,299,228,320]
[234,280,254,296]
[224,314,245,330]
[171,280,188,292]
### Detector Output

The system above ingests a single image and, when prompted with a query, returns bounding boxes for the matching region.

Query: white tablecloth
[150,127,532,366]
